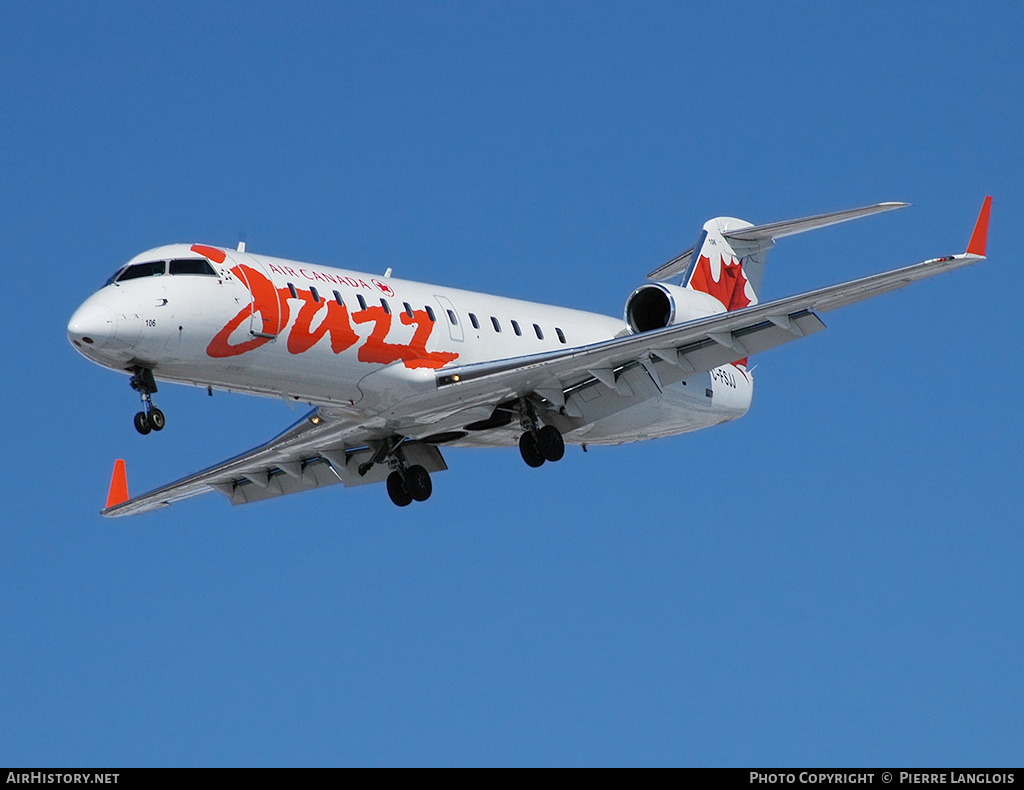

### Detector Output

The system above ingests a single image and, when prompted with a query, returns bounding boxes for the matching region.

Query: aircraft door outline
[226,251,287,339]
[434,295,464,342]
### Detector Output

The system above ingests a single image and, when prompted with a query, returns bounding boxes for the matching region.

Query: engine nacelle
[624,283,726,333]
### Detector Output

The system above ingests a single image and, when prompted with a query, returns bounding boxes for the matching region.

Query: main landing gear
[386,465,432,507]
[360,436,434,507]
[517,398,564,468]
[130,366,165,435]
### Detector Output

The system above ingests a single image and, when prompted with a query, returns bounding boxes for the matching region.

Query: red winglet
[106,459,129,509]
[966,196,992,257]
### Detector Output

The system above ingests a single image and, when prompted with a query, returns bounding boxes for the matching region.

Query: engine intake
[624,283,725,333]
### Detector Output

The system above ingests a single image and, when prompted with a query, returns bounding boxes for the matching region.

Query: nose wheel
[130,366,165,435]
[134,407,165,435]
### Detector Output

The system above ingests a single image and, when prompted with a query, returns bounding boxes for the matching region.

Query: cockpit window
[104,267,126,286]
[113,258,218,284]
[117,261,166,281]
[169,258,217,276]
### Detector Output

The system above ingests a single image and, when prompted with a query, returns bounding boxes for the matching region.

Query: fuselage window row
[109,261,566,348]
[466,311,553,343]
[269,285,459,326]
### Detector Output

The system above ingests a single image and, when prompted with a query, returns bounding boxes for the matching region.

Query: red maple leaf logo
[372,279,395,297]
[688,254,752,312]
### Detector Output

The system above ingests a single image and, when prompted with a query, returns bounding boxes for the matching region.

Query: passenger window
[310,286,321,303]
[534,323,543,340]
[491,316,501,333]
[381,298,391,314]
[357,294,367,310]
[169,258,217,276]
[333,290,344,306]
[425,306,436,322]
[556,327,566,344]
[511,320,522,336]
[403,302,414,318]
[287,283,298,299]
[447,309,457,325]
[117,261,165,281]
[469,313,479,329]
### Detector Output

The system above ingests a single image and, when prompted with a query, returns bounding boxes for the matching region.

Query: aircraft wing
[439,196,990,409]
[433,249,986,412]
[102,407,448,517]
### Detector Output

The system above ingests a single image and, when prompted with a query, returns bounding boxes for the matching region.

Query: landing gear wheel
[406,465,432,501]
[387,471,413,507]
[134,411,151,435]
[519,432,545,467]
[148,408,166,432]
[537,425,564,462]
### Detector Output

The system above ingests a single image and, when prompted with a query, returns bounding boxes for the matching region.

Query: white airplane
[68,198,991,515]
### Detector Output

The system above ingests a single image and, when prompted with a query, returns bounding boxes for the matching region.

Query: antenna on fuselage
[384,267,392,278]
[237,241,246,252]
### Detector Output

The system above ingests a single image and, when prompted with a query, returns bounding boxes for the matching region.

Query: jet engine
[624,283,725,333]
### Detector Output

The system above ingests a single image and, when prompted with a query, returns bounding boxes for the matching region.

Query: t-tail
[648,202,911,312]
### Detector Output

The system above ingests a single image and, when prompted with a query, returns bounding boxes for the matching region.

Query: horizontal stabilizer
[648,202,908,281]
[722,202,909,242]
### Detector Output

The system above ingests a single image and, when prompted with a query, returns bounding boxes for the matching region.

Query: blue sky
[2,1,1021,767]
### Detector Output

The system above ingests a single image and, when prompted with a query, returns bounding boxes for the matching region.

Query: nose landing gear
[130,366,165,435]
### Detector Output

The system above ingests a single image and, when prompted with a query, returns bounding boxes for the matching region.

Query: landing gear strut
[361,437,434,507]
[130,366,164,435]
[517,397,564,467]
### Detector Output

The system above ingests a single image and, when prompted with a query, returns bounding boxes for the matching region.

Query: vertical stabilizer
[683,217,762,311]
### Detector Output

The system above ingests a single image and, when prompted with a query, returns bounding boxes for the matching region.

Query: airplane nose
[67,295,117,350]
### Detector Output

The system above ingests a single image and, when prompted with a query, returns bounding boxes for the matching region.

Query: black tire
[537,425,565,462]
[519,432,545,467]
[387,471,413,507]
[134,411,151,435]
[148,408,166,431]
[406,465,432,501]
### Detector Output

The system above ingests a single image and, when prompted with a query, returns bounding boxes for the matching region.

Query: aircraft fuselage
[68,244,752,448]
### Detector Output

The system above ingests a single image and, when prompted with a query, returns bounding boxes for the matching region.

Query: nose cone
[68,293,117,351]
